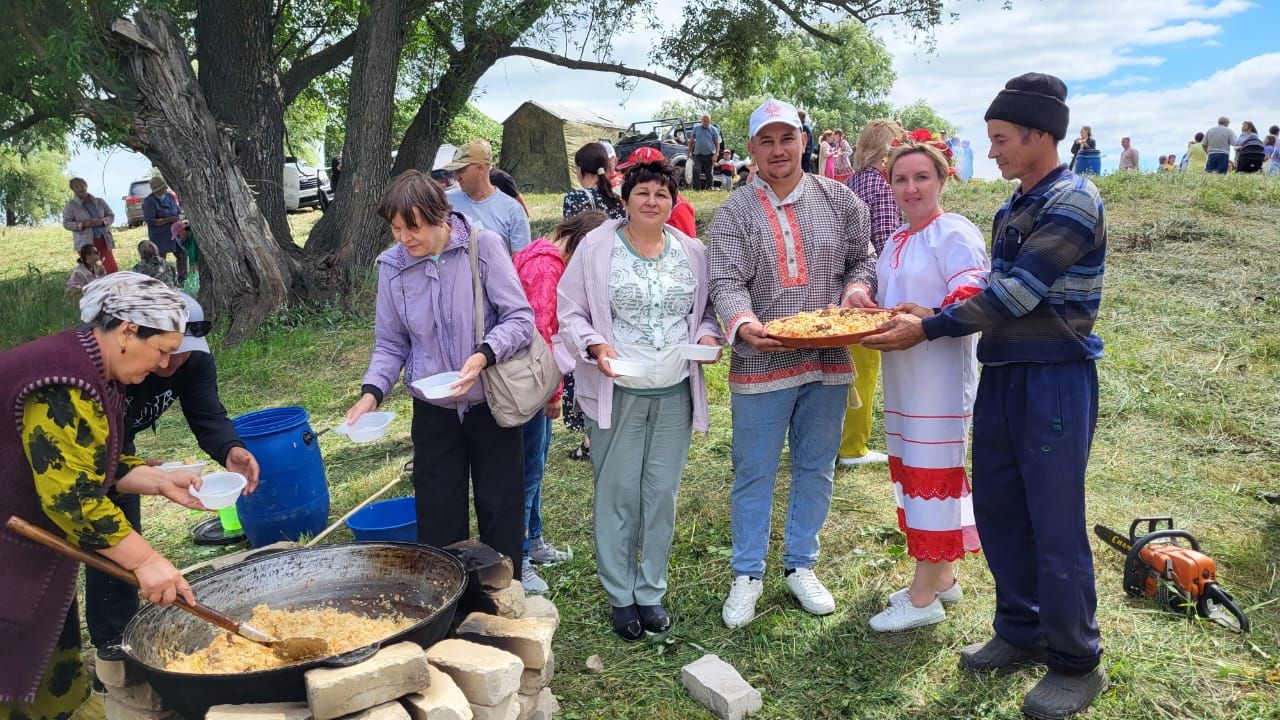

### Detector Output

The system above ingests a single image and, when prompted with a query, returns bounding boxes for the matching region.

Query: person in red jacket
[619,147,698,238]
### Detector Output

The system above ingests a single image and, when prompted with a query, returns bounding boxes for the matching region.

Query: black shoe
[611,605,644,642]
[959,635,1048,674]
[568,441,590,462]
[1022,667,1109,719]
[637,604,672,634]
[96,641,127,663]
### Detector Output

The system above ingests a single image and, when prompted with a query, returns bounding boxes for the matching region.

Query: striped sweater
[922,166,1105,364]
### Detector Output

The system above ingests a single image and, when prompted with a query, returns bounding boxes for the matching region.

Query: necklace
[622,225,665,259]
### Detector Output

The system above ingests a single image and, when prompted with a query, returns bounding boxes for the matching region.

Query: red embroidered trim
[781,203,809,287]
[884,409,973,420]
[896,510,982,562]
[942,284,983,307]
[889,456,971,499]
[728,311,759,335]
[885,431,966,446]
[888,212,943,269]
[754,190,807,288]
[729,360,852,385]
[945,265,986,285]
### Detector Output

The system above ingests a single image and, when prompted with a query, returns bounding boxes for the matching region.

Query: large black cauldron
[122,542,465,719]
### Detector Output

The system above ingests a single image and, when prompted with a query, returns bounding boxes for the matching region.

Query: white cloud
[1203,39,1224,46]
[880,0,1272,176]
[1108,75,1154,88]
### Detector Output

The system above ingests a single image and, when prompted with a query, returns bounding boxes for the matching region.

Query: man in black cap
[864,72,1108,718]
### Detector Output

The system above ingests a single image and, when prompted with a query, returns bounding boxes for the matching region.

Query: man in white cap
[443,139,531,254]
[708,98,877,628]
[84,292,261,668]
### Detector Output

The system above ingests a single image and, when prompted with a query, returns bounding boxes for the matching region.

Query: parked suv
[284,157,332,212]
[123,179,152,227]
[613,118,696,186]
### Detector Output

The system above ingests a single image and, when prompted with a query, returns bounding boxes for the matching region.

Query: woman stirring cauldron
[0,272,209,718]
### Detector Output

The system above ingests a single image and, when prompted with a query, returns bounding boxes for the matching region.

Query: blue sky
[69,0,1280,220]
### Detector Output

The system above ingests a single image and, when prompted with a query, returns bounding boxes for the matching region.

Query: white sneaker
[722,575,764,629]
[838,450,889,466]
[869,597,946,632]
[889,580,964,607]
[521,558,549,594]
[528,537,572,565]
[784,568,836,615]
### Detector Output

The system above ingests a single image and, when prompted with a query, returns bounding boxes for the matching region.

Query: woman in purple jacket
[346,171,536,566]
[558,158,722,641]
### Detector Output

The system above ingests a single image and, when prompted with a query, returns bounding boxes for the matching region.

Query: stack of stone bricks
[97,544,562,720]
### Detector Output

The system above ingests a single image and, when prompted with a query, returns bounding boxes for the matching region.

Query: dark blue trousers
[972,361,1102,674]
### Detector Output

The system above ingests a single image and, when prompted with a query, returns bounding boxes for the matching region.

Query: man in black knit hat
[865,72,1108,718]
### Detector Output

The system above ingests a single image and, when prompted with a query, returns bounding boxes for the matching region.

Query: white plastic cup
[412,372,462,400]
[336,411,396,443]
[190,472,247,510]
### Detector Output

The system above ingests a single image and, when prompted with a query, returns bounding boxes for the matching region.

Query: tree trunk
[194,0,292,249]
[5,208,15,227]
[107,10,299,343]
[304,0,406,270]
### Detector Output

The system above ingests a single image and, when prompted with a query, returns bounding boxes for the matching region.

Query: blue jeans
[521,413,552,556]
[1206,152,1229,174]
[729,382,848,577]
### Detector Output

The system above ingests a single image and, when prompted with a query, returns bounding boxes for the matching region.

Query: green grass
[3,180,1279,719]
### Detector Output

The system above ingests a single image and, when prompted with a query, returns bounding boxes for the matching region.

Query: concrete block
[517,652,554,696]
[444,539,513,590]
[96,655,142,688]
[467,694,517,720]
[340,702,410,720]
[518,596,559,631]
[426,639,522,707]
[680,654,762,720]
[456,613,555,670]
[483,584,525,619]
[402,666,474,720]
[103,696,172,720]
[516,689,558,720]
[206,702,313,720]
[305,642,431,720]
[106,681,164,711]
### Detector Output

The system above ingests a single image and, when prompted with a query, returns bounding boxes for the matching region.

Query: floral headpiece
[891,128,957,175]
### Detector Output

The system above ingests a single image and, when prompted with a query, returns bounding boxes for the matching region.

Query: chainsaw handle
[1126,529,1201,579]
[1199,584,1250,633]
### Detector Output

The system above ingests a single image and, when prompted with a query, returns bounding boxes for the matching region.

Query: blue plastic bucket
[346,497,417,542]
[1075,149,1102,175]
[231,407,330,547]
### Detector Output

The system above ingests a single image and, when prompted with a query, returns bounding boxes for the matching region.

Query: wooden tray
[766,308,894,349]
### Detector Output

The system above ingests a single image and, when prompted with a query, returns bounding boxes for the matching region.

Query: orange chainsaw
[1094,517,1249,632]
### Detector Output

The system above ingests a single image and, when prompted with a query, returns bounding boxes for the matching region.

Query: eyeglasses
[186,320,212,337]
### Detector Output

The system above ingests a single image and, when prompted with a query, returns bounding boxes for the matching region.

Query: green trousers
[587,383,693,607]
[838,343,881,459]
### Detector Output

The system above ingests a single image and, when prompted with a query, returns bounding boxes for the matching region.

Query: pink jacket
[557,219,722,431]
[513,238,565,403]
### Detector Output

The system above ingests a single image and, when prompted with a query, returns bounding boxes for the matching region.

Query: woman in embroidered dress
[864,141,988,632]
[558,157,721,642]
[0,272,208,719]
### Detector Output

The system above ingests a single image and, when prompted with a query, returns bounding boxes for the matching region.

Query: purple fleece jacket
[361,213,535,419]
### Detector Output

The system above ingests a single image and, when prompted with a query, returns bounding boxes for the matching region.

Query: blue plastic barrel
[346,497,417,542]
[1075,149,1102,175]
[231,407,330,547]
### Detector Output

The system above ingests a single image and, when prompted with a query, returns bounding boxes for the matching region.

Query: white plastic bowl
[608,357,656,377]
[677,343,721,362]
[159,460,208,473]
[336,411,396,443]
[190,471,247,510]
[412,372,462,400]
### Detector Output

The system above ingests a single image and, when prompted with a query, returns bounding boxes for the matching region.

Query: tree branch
[280,31,357,105]
[764,0,843,44]
[502,46,720,101]
[0,111,55,143]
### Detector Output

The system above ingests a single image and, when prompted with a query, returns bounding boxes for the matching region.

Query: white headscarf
[79,272,187,333]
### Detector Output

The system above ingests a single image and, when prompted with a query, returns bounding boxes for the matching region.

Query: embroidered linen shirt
[610,229,695,389]
[708,174,878,393]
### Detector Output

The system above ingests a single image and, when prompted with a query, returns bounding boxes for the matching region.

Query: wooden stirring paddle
[5,516,328,662]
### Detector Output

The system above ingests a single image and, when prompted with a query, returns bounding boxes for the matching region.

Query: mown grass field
[2,173,1278,719]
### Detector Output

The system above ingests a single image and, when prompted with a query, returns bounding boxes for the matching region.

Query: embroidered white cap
[748,99,802,140]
